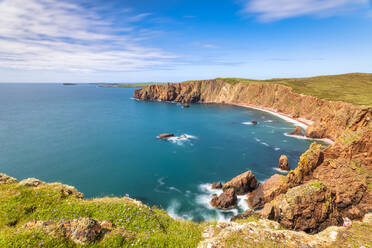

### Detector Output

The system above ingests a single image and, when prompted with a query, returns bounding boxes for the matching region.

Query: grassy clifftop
[218,73,372,106]
[0,175,201,247]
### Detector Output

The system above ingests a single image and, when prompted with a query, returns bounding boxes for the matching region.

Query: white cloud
[0,0,175,72]
[242,0,370,21]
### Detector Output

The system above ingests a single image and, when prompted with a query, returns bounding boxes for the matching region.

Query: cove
[0,83,318,221]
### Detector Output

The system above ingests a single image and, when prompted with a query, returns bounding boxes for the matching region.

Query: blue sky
[0,0,371,83]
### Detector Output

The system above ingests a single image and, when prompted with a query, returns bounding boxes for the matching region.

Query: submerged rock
[278,155,290,171]
[211,182,223,189]
[210,188,237,209]
[288,126,303,136]
[223,170,258,195]
[157,133,174,139]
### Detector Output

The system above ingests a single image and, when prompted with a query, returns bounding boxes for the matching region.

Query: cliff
[134,79,372,237]
[134,79,364,141]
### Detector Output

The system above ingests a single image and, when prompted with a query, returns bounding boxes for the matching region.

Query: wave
[284,133,334,145]
[274,147,280,151]
[167,134,198,145]
[264,120,273,123]
[168,186,182,193]
[273,167,290,174]
[242,122,254,125]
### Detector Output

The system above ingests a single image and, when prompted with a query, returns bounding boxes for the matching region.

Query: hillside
[211,73,372,106]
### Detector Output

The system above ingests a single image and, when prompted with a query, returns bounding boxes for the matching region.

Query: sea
[0,83,319,221]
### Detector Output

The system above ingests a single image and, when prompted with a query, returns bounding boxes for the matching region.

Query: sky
[0,0,371,83]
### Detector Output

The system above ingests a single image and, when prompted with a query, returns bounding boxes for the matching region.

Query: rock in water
[252,121,258,125]
[211,182,223,189]
[288,126,303,136]
[210,188,238,209]
[223,170,259,195]
[278,155,290,171]
[183,103,190,108]
[157,133,174,139]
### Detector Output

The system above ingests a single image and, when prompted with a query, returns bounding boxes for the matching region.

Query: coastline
[230,102,335,145]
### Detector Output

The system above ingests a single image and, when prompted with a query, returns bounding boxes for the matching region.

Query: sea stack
[278,155,290,171]
[288,126,303,136]
[222,170,259,195]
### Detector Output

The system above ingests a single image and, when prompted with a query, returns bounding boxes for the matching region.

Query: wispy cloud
[242,0,370,21]
[0,0,175,72]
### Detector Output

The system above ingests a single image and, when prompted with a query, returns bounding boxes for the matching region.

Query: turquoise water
[0,83,315,221]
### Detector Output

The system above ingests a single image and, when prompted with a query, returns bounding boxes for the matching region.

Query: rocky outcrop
[134,80,363,141]
[247,174,286,209]
[211,182,222,189]
[18,178,45,187]
[0,174,18,184]
[259,181,341,233]
[278,155,290,171]
[222,170,258,195]
[59,218,102,244]
[210,188,238,209]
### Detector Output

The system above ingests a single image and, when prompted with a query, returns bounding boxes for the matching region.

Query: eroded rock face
[58,218,102,244]
[210,188,237,209]
[222,170,258,195]
[247,174,286,209]
[211,182,223,189]
[260,181,341,233]
[278,155,290,171]
[18,178,45,187]
[0,174,18,184]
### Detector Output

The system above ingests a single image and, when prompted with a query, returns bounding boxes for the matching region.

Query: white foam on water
[168,186,182,193]
[273,167,290,174]
[242,122,254,125]
[284,133,334,145]
[274,147,280,151]
[237,195,250,211]
[264,120,273,123]
[167,134,198,145]
[261,142,269,147]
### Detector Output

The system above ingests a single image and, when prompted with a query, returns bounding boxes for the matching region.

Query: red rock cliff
[134,80,363,141]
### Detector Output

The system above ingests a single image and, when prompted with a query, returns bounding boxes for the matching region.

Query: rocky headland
[134,79,372,242]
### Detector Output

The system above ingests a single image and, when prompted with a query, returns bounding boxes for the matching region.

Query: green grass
[0,181,202,247]
[215,73,372,106]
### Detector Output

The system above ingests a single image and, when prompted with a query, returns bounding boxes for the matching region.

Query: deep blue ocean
[0,83,316,221]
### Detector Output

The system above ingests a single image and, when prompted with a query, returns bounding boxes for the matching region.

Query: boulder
[210,188,238,209]
[252,121,258,125]
[247,174,286,209]
[211,182,223,189]
[157,133,174,139]
[222,170,258,195]
[0,174,18,184]
[278,155,290,171]
[18,178,45,187]
[183,103,190,108]
[259,181,341,233]
[288,126,303,136]
[58,218,102,244]
[306,125,326,139]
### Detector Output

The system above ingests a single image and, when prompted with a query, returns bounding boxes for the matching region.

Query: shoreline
[229,102,335,145]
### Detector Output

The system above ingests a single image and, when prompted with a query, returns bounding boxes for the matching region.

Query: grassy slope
[217,73,372,106]
[0,181,201,247]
